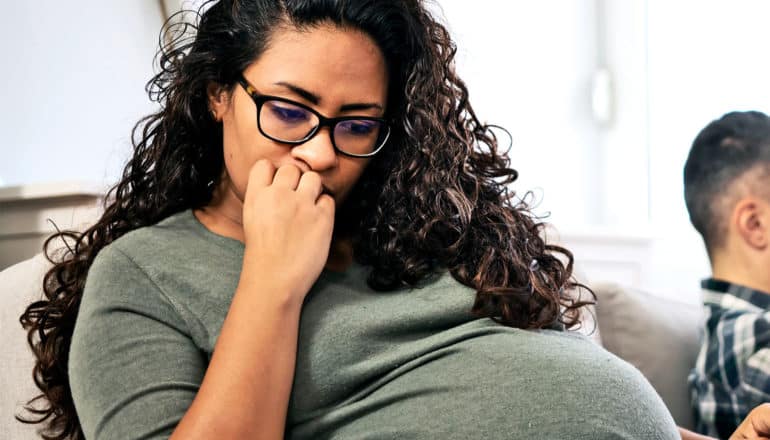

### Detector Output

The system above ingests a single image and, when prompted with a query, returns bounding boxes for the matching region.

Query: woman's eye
[269,103,309,122]
[339,120,377,136]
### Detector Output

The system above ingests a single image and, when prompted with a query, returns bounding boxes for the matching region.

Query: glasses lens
[260,100,319,142]
[334,119,389,155]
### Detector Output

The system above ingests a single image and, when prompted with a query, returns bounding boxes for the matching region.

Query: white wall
[645,0,770,299]
[439,0,657,291]
[0,1,164,189]
[437,1,603,228]
[441,0,770,301]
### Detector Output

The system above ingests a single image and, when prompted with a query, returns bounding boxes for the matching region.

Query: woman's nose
[290,126,338,171]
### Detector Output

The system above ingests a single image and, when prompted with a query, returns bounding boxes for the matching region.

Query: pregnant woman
[19,0,679,438]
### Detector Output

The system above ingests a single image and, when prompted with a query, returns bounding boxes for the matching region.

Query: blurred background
[1,0,768,302]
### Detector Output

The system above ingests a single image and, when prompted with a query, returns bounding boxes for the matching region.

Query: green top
[69,210,679,439]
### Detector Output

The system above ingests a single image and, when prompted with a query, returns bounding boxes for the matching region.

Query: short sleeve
[69,245,207,440]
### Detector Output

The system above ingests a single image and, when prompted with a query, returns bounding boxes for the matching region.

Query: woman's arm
[170,274,303,439]
[71,245,305,440]
[172,161,335,439]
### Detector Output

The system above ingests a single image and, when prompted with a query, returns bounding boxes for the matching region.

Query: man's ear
[734,198,769,250]
[207,82,230,121]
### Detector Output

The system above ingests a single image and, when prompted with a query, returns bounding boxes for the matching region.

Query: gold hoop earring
[210,109,218,120]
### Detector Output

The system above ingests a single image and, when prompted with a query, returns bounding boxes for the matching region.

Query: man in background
[685,110,770,438]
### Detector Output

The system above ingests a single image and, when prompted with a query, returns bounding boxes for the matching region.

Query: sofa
[1,254,703,438]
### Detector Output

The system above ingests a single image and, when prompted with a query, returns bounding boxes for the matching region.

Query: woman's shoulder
[84,210,218,301]
[84,211,194,302]
[84,209,242,322]
[95,209,238,270]
[106,209,198,253]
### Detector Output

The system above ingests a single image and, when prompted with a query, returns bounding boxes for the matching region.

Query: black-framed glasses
[237,76,390,158]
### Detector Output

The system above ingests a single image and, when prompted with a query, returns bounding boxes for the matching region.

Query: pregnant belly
[288,330,679,440]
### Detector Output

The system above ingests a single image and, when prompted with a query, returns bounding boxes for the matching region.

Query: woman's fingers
[248,159,277,189]
[296,171,324,202]
[317,193,335,216]
[272,163,302,190]
[249,161,328,203]
[240,160,336,304]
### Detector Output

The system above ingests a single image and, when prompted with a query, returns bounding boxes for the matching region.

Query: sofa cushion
[593,281,703,430]
[1,253,51,438]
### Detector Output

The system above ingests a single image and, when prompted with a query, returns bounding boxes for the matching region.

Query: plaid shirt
[689,279,770,439]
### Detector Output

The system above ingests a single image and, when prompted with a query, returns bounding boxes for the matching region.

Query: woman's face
[209,23,389,208]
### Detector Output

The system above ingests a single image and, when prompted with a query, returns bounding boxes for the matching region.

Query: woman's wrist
[237,250,309,310]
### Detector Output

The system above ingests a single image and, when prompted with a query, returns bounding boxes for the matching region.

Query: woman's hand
[730,403,770,439]
[241,159,335,305]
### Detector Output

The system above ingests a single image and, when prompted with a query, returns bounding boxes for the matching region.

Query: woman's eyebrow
[273,81,383,112]
[274,81,320,104]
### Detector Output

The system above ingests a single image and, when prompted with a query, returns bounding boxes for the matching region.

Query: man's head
[684,111,770,264]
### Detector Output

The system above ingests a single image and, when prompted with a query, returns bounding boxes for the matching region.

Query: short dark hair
[684,111,770,253]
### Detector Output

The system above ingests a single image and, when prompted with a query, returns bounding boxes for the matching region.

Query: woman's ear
[734,198,769,251]
[207,82,230,121]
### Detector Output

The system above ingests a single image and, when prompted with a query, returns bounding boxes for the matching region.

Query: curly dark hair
[18,0,592,438]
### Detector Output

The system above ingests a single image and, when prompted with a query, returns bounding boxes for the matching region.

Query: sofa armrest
[1,253,52,438]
